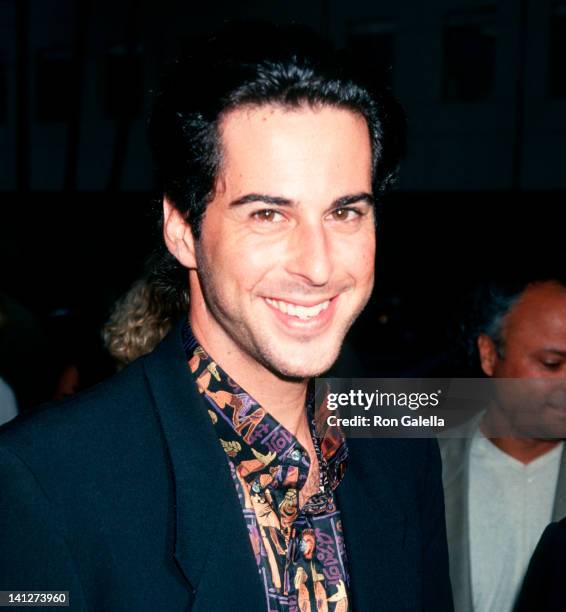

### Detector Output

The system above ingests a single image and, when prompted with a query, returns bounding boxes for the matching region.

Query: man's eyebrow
[229,192,375,208]
[332,192,375,208]
[229,194,293,207]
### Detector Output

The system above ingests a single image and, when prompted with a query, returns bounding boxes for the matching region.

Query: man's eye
[542,361,561,370]
[329,207,362,222]
[251,209,285,223]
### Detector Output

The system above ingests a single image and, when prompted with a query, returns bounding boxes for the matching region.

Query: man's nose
[285,221,332,286]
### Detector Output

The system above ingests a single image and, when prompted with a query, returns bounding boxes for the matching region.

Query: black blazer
[514,518,566,612]
[0,324,453,611]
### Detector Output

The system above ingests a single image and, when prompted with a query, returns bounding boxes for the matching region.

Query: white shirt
[469,430,563,612]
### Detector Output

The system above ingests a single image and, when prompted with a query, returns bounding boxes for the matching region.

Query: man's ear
[477,334,498,377]
[163,197,197,269]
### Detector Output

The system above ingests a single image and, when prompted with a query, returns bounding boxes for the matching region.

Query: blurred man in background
[440,275,566,612]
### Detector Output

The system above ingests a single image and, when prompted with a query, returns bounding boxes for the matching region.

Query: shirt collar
[181,321,348,497]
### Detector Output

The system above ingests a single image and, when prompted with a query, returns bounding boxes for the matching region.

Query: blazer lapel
[441,436,472,612]
[552,443,566,521]
[143,322,265,610]
[438,413,483,612]
[336,438,409,611]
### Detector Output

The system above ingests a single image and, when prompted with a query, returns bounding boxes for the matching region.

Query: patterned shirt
[182,323,350,612]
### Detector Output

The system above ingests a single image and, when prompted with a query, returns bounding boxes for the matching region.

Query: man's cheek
[345,247,375,282]
[242,244,284,273]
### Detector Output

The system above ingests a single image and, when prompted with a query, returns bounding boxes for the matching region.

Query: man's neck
[189,315,310,443]
[480,411,561,464]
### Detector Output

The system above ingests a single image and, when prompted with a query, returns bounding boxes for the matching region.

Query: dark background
[1,0,565,408]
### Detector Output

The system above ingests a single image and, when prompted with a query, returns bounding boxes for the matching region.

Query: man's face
[187,104,375,379]
[478,281,566,437]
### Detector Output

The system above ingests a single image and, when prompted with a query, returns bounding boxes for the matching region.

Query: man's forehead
[504,282,566,339]
[214,103,372,198]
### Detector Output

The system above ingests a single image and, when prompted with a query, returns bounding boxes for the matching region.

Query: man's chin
[264,350,340,381]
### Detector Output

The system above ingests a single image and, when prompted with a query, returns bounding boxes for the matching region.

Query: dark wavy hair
[146,21,406,310]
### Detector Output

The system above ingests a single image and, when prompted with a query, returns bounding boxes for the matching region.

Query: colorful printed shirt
[182,323,350,612]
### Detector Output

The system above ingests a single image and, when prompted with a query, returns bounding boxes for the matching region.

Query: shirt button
[291,449,302,462]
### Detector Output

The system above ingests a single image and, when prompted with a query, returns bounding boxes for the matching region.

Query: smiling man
[0,24,452,611]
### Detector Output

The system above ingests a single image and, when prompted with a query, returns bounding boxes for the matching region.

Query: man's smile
[262,295,339,331]
[264,297,331,319]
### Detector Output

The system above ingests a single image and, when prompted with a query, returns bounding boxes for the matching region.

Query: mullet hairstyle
[146,21,406,310]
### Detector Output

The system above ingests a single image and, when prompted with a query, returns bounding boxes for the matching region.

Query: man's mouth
[264,297,331,320]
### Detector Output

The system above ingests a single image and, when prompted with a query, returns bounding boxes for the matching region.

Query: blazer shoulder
[437,414,482,484]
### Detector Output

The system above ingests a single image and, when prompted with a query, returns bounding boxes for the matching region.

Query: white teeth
[265,298,330,319]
